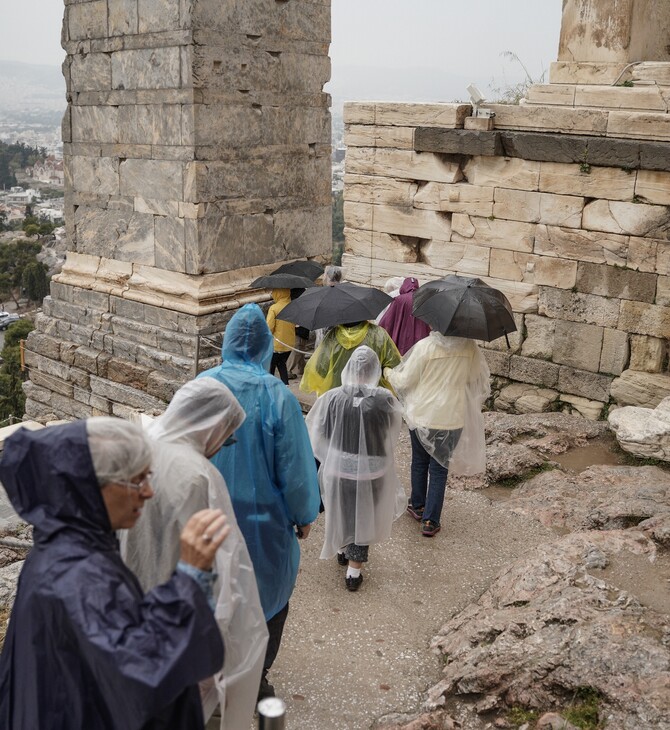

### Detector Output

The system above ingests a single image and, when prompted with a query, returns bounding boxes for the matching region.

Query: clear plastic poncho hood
[306,347,405,558]
[120,378,267,730]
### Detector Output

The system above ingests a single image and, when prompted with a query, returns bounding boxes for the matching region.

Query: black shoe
[337,552,348,566]
[257,676,275,703]
[345,574,363,592]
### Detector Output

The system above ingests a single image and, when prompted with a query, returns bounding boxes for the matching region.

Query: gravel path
[266,428,554,729]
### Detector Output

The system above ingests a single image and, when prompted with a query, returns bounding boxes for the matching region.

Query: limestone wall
[25,0,331,421]
[342,89,670,419]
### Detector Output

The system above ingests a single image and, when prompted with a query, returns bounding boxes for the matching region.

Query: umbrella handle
[504,333,510,348]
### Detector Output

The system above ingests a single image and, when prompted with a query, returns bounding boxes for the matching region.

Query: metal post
[257,698,286,730]
[192,334,201,379]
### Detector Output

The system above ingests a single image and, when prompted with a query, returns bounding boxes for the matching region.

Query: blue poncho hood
[221,303,274,372]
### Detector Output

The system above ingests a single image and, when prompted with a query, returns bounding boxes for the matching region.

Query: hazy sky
[0,0,562,85]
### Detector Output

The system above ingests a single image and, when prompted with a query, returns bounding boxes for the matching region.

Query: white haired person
[0,417,228,730]
[120,378,268,730]
[385,332,490,537]
[306,346,405,591]
[314,264,345,347]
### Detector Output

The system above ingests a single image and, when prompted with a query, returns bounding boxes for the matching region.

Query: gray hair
[324,265,343,285]
[86,417,152,487]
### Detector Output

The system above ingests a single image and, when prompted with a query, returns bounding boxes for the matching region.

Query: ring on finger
[202,532,212,542]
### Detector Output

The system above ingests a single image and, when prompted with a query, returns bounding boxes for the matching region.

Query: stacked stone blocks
[342,97,670,419]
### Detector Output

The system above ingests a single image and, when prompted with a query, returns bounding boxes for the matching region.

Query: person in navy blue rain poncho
[0,418,228,730]
[199,303,320,702]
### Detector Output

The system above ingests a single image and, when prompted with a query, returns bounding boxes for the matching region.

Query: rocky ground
[1,412,669,730]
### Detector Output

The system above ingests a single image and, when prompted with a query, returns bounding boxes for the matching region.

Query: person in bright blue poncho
[198,303,320,702]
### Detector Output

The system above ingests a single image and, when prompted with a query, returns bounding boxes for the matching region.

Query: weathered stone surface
[427,529,669,730]
[553,320,604,373]
[534,225,628,266]
[495,383,559,415]
[611,370,670,408]
[575,261,657,302]
[344,125,414,150]
[629,334,667,372]
[413,182,494,217]
[583,199,670,239]
[420,240,490,276]
[509,355,560,388]
[559,366,612,401]
[600,328,630,376]
[636,169,670,206]
[346,203,452,241]
[492,188,583,228]
[521,314,555,360]
[346,147,463,184]
[74,207,155,265]
[451,214,535,253]
[463,156,540,191]
[539,161,636,201]
[488,103,609,135]
[373,711,458,730]
[345,229,420,264]
[414,128,503,157]
[482,349,511,378]
[538,287,620,328]
[656,275,670,306]
[373,103,470,129]
[619,300,670,338]
[608,110,670,141]
[559,394,605,420]
[344,175,418,207]
[66,0,107,40]
[609,396,670,462]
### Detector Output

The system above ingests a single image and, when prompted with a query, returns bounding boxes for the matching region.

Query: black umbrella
[277,282,392,330]
[250,273,318,290]
[271,260,324,280]
[412,275,517,343]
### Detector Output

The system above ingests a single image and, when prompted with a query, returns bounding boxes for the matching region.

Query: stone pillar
[25,0,332,421]
[558,0,670,64]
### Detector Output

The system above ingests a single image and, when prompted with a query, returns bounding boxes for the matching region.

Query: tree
[0,240,43,305]
[23,224,40,238]
[22,262,49,303]
[0,318,34,421]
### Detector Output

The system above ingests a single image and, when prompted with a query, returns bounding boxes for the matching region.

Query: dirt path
[266,429,554,729]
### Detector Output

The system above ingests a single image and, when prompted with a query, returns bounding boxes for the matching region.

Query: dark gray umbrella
[412,275,516,343]
[271,260,324,280]
[277,282,392,330]
[250,273,318,290]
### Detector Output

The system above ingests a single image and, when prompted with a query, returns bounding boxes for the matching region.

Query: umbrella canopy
[271,260,324,280]
[412,275,516,342]
[250,273,318,290]
[277,282,392,330]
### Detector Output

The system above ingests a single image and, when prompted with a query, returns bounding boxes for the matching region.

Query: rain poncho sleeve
[301,322,401,396]
[387,333,490,475]
[120,378,268,730]
[198,303,320,621]
[306,347,405,558]
[266,289,295,353]
[0,421,223,730]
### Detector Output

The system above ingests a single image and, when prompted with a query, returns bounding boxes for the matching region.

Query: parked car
[0,314,21,331]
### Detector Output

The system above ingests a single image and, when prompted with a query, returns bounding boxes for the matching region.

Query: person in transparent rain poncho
[385,332,490,538]
[306,346,406,592]
[120,378,268,730]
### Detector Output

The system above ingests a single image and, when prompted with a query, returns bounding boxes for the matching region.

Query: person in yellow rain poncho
[266,288,295,385]
[300,320,401,397]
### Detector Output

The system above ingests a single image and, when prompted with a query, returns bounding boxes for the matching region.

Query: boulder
[426,531,669,730]
[608,396,670,462]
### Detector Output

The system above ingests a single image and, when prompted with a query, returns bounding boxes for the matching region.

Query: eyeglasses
[116,471,153,492]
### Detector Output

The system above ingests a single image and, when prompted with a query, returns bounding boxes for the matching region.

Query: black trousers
[270,351,290,385]
[263,602,289,675]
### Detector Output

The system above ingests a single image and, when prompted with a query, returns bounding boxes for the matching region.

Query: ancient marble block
[488,104,609,135]
[482,349,511,378]
[575,262,657,302]
[69,53,112,92]
[346,147,463,184]
[629,335,667,372]
[71,106,120,144]
[119,159,184,201]
[70,157,120,196]
[619,300,670,338]
[535,225,628,266]
[509,355,560,388]
[74,207,155,265]
[373,103,470,129]
[345,229,420,264]
[525,84,577,107]
[600,328,630,376]
[66,0,107,40]
[582,200,670,239]
[348,203,453,241]
[607,111,670,141]
[493,188,583,228]
[109,0,139,36]
[635,170,670,206]
[574,85,668,112]
[463,156,540,192]
[553,320,604,373]
[610,370,670,408]
[538,162,636,201]
[112,48,182,91]
[420,241,490,276]
[521,314,556,360]
[538,287,620,328]
[344,125,414,150]
[413,182,495,217]
[451,214,535,253]
[343,102,376,125]
[656,276,670,306]
[549,61,629,86]
[344,175,418,207]
[558,366,612,402]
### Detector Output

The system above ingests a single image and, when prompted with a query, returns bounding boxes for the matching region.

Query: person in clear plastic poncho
[197,303,320,701]
[120,378,268,730]
[385,332,490,538]
[301,320,401,397]
[306,346,405,591]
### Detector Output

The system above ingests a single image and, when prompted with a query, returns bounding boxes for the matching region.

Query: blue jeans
[409,429,461,526]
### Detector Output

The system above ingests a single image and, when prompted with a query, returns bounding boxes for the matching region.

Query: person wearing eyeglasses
[120,378,268,730]
[0,417,229,730]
